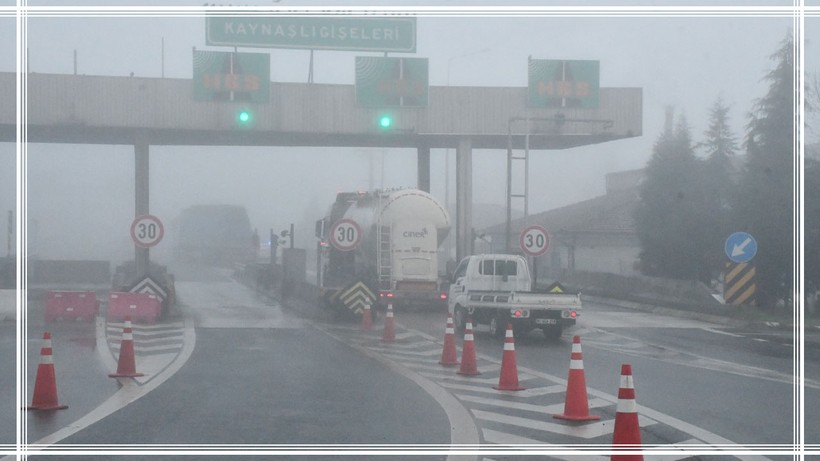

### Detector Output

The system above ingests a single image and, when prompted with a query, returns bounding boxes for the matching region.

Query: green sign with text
[528,59,599,109]
[206,17,416,52]
[192,50,270,103]
[355,56,428,107]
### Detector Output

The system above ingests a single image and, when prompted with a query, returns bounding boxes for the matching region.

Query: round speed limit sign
[131,214,164,248]
[329,219,362,252]
[520,225,550,257]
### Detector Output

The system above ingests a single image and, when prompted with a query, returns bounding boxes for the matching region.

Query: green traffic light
[379,115,392,129]
[238,110,251,125]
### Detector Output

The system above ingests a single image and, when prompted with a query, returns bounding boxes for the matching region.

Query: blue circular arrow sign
[725,231,757,263]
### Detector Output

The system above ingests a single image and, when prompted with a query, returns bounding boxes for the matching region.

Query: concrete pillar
[455,137,472,262]
[417,146,430,192]
[135,137,149,279]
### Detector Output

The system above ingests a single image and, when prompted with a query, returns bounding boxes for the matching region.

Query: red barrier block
[107,292,161,324]
[44,291,99,322]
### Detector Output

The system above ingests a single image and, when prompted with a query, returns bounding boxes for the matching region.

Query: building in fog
[481,169,644,279]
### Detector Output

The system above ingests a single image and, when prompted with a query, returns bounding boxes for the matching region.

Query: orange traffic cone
[554,335,600,421]
[360,301,373,332]
[439,314,459,367]
[27,332,68,410]
[493,323,524,391]
[611,364,642,461]
[109,317,144,378]
[381,303,395,343]
[457,319,480,376]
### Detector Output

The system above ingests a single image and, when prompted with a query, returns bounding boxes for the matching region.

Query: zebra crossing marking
[458,393,611,415]
[379,353,439,365]
[481,429,609,460]
[360,339,436,350]
[109,343,184,354]
[322,322,754,456]
[418,371,509,385]
[367,346,442,357]
[472,408,657,439]
[437,380,566,397]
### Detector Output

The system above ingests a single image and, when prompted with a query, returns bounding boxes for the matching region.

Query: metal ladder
[377,223,392,291]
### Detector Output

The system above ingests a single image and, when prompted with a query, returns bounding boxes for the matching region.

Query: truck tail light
[440,293,447,300]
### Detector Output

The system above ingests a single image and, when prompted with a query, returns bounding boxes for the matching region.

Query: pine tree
[734,35,795,307]
[635,113,708,280]
[697,98,739,283]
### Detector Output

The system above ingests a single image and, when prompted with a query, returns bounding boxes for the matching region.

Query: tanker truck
[315,188,450,316]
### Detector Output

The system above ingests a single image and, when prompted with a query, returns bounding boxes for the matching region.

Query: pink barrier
[107,292,161,324]
[44,291,99,322]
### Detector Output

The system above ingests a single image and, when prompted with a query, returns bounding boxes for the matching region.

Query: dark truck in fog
[173,204,256,266]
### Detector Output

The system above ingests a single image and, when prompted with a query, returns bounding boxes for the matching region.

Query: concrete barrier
[44,290,99,322]
[107,292,161,324]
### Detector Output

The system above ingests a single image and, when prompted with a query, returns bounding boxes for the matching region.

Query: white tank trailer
[316,188,451,315]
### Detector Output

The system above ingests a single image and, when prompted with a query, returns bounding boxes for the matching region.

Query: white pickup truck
[447,254,581,339]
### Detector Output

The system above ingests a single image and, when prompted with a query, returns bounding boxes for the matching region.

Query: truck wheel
[454,306,467,334]
[489,315,506,339]
[542,325,563,341]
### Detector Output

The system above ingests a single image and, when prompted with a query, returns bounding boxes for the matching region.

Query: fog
[0,3,814,266]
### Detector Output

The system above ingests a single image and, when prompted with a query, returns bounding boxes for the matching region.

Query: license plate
[535,318,557,325]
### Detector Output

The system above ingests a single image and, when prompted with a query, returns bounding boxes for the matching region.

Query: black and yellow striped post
[724,262,756,306]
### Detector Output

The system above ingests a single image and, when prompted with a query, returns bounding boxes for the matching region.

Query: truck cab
[449,254,531,295]
[448,254,580,340]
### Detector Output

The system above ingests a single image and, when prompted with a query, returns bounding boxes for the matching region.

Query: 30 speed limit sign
[131,214,164,248]
[329,219,362,252]
[520,225,550,256]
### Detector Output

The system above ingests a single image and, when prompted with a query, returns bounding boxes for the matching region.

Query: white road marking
[408,361,538,380]
[472,408,658,439]
[701,327,745,338]
[419,371,511,385]
[458,393,611,415]
[320,322,782,461]
[363,339,439,351]
[316,324,480,459]
[438,380,565,397]
[379,353,440,365]
[23,316,197,447]
[109,343,183,354]
[369,346,442,357]
[481,429,609,461]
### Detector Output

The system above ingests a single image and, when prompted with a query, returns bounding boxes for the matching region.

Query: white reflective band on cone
[445,327,454,334]
[465,334,474,341]
[41,355,53,364]
[620,375,634,389]
[569,359,584,369]
[617,398,637,413]
[572,343,582,353]
[504,342,515,351]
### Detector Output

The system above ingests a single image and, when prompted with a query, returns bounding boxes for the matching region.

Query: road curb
[582,294,754,328]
